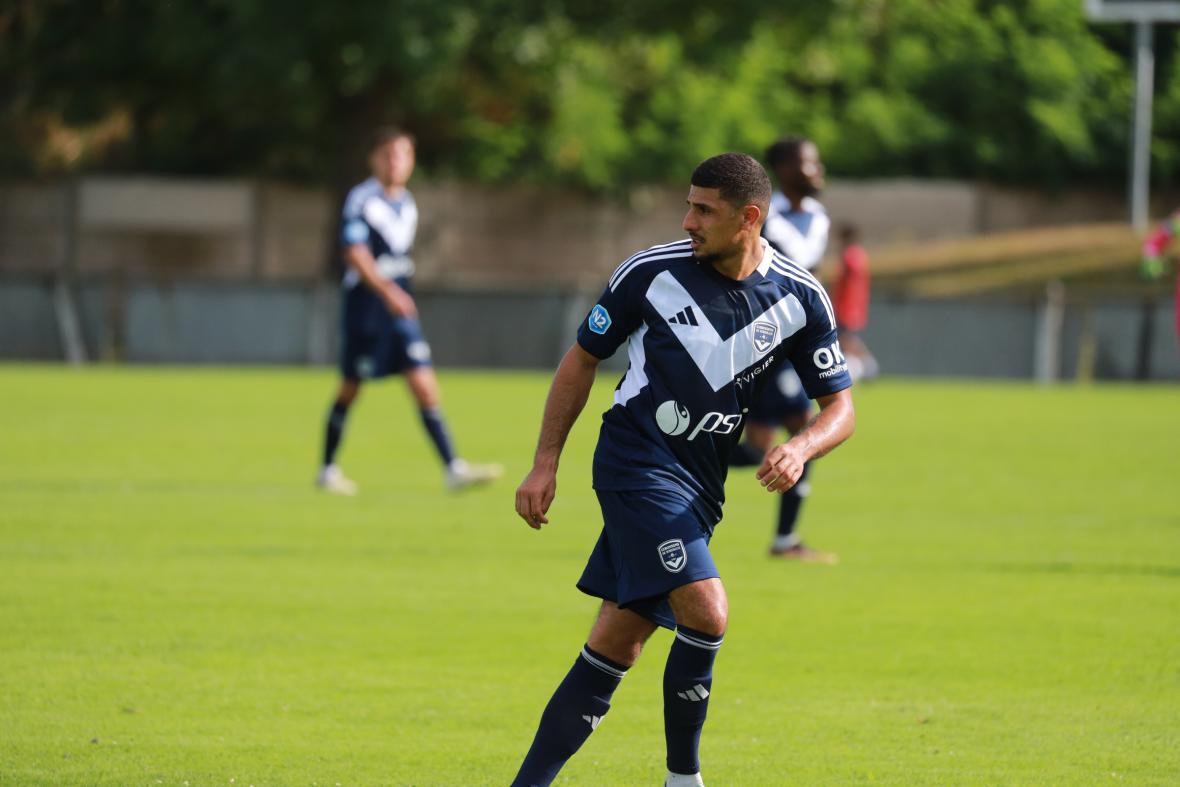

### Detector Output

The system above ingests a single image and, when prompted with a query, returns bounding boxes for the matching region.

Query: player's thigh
[667,578,728,637]
[586,601,659,668]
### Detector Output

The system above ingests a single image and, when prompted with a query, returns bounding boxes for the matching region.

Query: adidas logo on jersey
[668,306,699,326]
[582,714,602,729]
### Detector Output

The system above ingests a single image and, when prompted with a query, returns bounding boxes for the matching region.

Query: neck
[782,187,806,208]
[378,179,406,197]
[710,236,764,281]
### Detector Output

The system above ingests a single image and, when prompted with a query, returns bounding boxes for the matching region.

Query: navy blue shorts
[577,488,720,631]
[340,318,432,380]
[748,362,812,425]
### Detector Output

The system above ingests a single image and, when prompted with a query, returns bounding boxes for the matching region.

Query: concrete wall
[2,278,1177,381]
[2,177,1170,287]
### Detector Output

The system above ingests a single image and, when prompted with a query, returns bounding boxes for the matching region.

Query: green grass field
[1,365,1178,786]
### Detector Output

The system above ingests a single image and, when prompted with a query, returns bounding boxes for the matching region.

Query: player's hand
[383,284,418,318]
[757,442,806,494]
[516,466,557,530]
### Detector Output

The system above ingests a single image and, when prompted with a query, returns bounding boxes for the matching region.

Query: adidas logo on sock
[668,306,699,326]
[582,714,602,729]
[676,684,710,702]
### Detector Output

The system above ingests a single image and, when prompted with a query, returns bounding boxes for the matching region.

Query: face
[682,185,746,265]
[775,141,824,197]
[370,136,415,189]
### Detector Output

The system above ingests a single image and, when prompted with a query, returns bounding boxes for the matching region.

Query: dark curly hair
[369,126,415,152]
[690,152,772,216]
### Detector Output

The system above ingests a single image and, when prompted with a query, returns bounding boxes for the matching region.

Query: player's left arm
[756,387,854,494]
[515,344,601,530]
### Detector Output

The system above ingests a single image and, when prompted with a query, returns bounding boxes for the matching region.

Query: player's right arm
[343,243,417,318]
[515,344,600,530]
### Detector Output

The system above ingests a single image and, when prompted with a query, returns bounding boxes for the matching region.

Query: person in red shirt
[832,224,879,380]
[1140,209,1180,345]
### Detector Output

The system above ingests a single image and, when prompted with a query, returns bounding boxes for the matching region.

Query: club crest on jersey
[588,304,612,334]
[658,539,687,573]
[752,321,778,355]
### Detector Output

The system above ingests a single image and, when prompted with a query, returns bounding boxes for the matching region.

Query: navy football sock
[664,625,723,775]
[511,645,627,787]
[776,461,810,538]
[418,407,457,467]
[322,400,350,466]
[729,440,764,467]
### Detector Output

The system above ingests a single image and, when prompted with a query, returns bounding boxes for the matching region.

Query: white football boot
[316,464,358,496]
[445,458,503,491]
[665,772,705,786]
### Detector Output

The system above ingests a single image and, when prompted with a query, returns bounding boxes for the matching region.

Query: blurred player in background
[511,153,855,786]
[316,127,501,495]
[1140,208,1180,346]
[729,135,837,563]
[833,223,879,381]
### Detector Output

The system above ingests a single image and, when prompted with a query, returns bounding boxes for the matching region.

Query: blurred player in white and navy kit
[511,153,855,786]
[730,135,838,562]
[316,127,500,494]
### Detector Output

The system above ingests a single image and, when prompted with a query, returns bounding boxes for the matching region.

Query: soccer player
[730,135,838,562]
[316,127,501,494]
[511,153,855,786]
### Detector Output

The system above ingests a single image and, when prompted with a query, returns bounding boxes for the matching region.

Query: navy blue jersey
[577,238,852,527]
[339,177,418,335]
[761,192,829,271]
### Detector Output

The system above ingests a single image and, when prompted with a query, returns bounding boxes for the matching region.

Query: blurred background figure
[1140,208,1180,346]
[730,135,838,564]
[318,127,501,495]
[833,223,879,382]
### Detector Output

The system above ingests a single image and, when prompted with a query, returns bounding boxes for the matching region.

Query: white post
[1130,20,1154,229]
[55,181,88,365]
[1035,279,1065,384]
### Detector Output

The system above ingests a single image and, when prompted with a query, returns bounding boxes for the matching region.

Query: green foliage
[1,0,1177,190]
[1,366,1179,784]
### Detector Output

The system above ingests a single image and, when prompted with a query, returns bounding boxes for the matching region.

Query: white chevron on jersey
[762,252,837,330]
[362,195,417,256]
[614,324,650,407]
[762,193,828,270]
[645,270,806,392]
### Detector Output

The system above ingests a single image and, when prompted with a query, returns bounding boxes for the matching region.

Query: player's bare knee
[695,600,728,637]
[669,580,728,637]
[587,602,656,667]
[338,380,361,406]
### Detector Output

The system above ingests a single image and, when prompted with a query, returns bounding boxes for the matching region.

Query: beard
[692,249,722,265]
[796,178,821,198]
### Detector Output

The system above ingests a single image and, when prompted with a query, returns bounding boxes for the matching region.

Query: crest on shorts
[356,355,376,379]
[752,321,777,355]
[658,539,687,573]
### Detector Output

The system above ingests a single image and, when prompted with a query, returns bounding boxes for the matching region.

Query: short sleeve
[785,288,852,398]
[576,273,646,360]
[342,219,369,246]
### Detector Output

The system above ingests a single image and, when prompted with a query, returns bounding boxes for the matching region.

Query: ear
[741,204,762,232]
